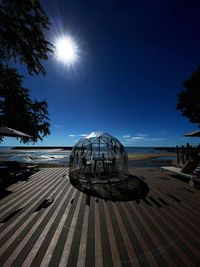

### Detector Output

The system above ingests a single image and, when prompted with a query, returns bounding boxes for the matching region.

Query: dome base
[70,173,149,201]
[69,170,128,184]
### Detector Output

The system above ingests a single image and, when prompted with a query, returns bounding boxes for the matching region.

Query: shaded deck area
[0,167,200,266]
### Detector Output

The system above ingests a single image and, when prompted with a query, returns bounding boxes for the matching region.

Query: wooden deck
[0,167,200,266]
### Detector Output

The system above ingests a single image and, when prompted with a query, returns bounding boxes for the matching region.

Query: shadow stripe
[116,202,151,267]
[6,168,55,197]
[140,200,197,265]
[148,180,200,224]
[103,201,121,266]
[99,199,113,267]
[48,190,81,267]
[8,168,53,190]
[146,176,200,231]
[151,206,200,263]
[0,168,49,203]
[128,202,173,266]
[152,173,200,208]
[0,169,54,214]
[125,202,168,266]
[137,201,186,266]
[0,170,66,246]
[76,205,89,267]
[66,194,86,267]
[149,187,200,237]
[85,196,95,267]
[107,201,130,266]
[0,168,64,221]
[0,177,65,245]
[28,186,75,266]
[0,180,69,266]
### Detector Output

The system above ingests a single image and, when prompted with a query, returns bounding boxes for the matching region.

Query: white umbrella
[183,130,200,137]
[0,126,31,138]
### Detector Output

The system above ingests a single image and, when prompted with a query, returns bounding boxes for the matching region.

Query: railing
[176,144,200,165]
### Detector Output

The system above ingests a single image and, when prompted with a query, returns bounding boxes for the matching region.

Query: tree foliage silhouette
[0,64,50,143]
[0,0,54,143]
[176,66,200,128]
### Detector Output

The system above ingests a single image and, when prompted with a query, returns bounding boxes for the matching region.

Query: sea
[0,146,175,167]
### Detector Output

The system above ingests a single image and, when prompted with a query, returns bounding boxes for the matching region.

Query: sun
[55,36,78,65]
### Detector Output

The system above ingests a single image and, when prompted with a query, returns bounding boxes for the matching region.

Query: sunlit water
[0,147,175,166]
[0,148,70,165]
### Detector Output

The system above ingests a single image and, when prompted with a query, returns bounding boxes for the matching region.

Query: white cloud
[123,137,144,142]
[68,134,88,137]
[123,136,165,143]
[123,133,147,139]
[123,135,131,138]
[131,136,145,140]
[145,138,165,141]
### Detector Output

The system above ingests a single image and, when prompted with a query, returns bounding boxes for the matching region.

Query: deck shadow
[169,174,190,183]
[0,208,22,223]
[34,198,54,212]
[156,176,170,181]
[0,172,32,201]
[148,196,162,208]
[0,189,12,200]
[70,174,149,202]
[166,193,181,203]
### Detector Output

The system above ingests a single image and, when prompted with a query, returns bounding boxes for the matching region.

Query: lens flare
[55,36,79,65]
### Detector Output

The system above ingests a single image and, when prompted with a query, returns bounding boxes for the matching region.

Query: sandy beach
[128,152,176,161]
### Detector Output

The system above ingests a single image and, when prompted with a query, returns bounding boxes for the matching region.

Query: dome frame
[69,132,128,183]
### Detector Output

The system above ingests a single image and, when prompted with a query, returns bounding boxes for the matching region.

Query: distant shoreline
[10,146,176,151]
[12,146,73,150]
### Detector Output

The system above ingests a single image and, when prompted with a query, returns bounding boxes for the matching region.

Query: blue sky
[1,0,200,147]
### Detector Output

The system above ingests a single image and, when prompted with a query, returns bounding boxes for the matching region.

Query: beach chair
[3,161,39,177]
[161,160,200,181]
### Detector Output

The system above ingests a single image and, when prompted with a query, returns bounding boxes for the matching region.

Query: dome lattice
[69,132,128,183]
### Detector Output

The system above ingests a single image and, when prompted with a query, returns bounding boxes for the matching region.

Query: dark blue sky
[3,0,200,146]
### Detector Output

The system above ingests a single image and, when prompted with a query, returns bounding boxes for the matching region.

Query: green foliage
[176,66,200,128]
[0,64,50,143]
[0,0,54,143]
[0,0,54,75]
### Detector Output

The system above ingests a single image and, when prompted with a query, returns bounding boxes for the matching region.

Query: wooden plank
[48,190,81,267]
[22,186,75,267]
[95,199,103,267]
[127,201,175,266]
[59,193,84,266]
[0,169,65,240]
[120,201,160,266]
[65,194,86,267]
[3,184,72,267]
[98,199,113,267]
[0,167,200,266]
[0,168,65,221]
[39,189,77,267]
[76,204,89,267]
[85,196,95,267]
[0,179,69,266]
[103,201,121,267]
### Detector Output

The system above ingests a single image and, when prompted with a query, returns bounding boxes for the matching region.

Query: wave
[0,150,69,165]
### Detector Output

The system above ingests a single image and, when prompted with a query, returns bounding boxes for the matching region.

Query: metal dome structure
[69,132,129,183]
